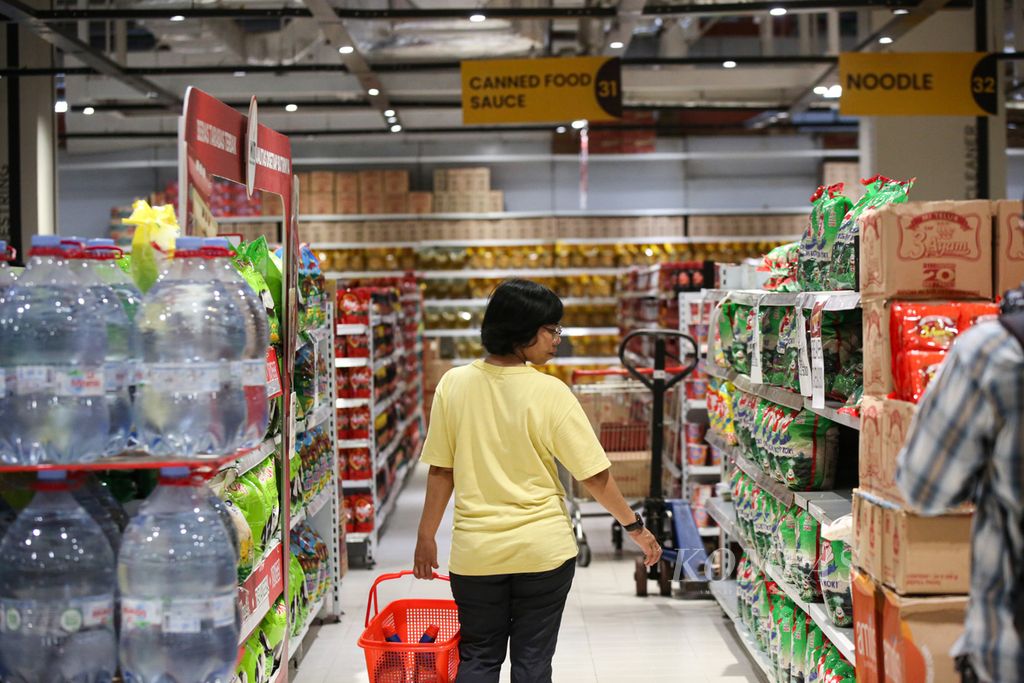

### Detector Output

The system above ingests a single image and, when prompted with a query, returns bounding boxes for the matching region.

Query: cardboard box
[334,172,359,199]
[879,398,916,506]
[308,193,334,216]
[433,192,452,214]
[575,451,649,499]
[382,193,409,215]
[383,170,410,195]
[488,191,504,213]
[334,194,360,215]
[432,168,448,192]
[994,199,1024,296]
[358,170,384,199]
[853,492,883,580]
[310,171,334,195]
[853,568,884,683]
[859,395,885,495]
[296,172,312,196]
[860,200,993,301]
[409,192,433,214]
[863,299,894,396]
[888,507,971,594]
[360,195,384,215]
[261,193,283,217]
[882,588,967,683]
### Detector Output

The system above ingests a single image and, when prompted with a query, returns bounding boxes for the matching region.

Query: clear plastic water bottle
[0,239,16,289]
[119,467,240,682]
[204,237,271,449]
[72,473,126,555]
[0,235,108,464]
[134,237,248,456]
[0,470,117,682]
[69,240,139,455]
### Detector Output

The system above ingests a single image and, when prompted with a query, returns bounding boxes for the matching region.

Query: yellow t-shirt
[420,360,611,576]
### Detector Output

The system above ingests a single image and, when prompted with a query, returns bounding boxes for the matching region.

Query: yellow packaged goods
[994,199,1024,296]
[860,200,993,301]
[122,199,180,293]
[881,589,968,683]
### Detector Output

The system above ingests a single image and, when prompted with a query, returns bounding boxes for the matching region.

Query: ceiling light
[722,60,737,69]
[571,119,587,130]
[609,40,624,49]
[813,85,828,95]
[169,14,185,21]
[82,106,95,116]
[387,116,397,123]
[556,126,567,133]
[824,85,843,99]
[338,45,354,54]
[285,103,298,112]
[54,100,68,114]
[879,36,893,44]
[367,88,380,96]
[769,7,787,16]
[390,124,403,133]
[384,109,395,117]
[233,70,246,77]
[893,8,909,14]
[469,13,486,22]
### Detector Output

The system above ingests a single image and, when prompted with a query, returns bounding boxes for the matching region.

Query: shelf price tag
[796,296,813,397]
[749,295,765,385]
[265,347,283,399]
[808,297,828,409]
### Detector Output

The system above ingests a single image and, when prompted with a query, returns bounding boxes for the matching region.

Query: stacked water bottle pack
[0,234,278,680]
[0,235,271,465]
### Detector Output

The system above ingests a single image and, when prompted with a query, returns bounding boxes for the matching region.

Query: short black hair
[481,279,563,355]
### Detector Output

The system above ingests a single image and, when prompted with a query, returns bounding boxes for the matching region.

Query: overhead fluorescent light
[384,109,395,117]
[879,36,893,44]
[54,100,68,114]
[769,7,787,16]
[722,60,737,69]
[556,126,567,134]
[82,106,95,116]
[285,103,298,112]
[469,13,486,22]
[387,116,398,123]
[571,119,587,130]
[390,124,403,133]
[169,14,185,21]
[338,45,354,54]
[893,8,909,14]
[368,88,380,96]
[609,40,624,49]
[233,70,246,77]
[813,85,828,95]
[824,85,842,99]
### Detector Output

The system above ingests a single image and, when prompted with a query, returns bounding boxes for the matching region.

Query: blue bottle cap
[0,240,6,252]
[87,238,116,247]
[37,470,68,481]
[159,466,191,478]
[31,235,63,247]
[175,237,204,251]
[203,237,232,250]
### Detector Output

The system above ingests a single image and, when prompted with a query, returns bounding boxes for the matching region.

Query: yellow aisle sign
[839,52,998,117]
[461,56,622,125]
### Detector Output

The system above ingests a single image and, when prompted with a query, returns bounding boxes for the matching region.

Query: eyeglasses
[543,325,564,338]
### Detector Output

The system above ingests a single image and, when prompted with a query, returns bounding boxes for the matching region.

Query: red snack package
[684,422,708,447]
[346,449,372,480]
[336,408,350,441]
[959,302,1000,330]
[342,496,355,533]
[337,449,348,480]
[899,350,948,403]
[336,368,352,399]
[347,333,370,358]
[338,288,370,324]
[353,495,375,533]
[349,367,372,398]
[348,407,371,439]
[890,302,961,353]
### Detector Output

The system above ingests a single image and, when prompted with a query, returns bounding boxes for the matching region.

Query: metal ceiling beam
[0,0,180,108]
[28,0,948,23]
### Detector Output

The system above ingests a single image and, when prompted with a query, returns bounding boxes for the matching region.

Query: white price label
[14,366,52,395]
[54,367,105,398]
[796,304,813,397]
[241,359,265,387]
[141,363,220,393]
[809,298,827,409]
[749,298,764,384]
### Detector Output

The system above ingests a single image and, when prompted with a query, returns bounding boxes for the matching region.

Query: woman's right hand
[414,536,439,579]
[629,527,663,568]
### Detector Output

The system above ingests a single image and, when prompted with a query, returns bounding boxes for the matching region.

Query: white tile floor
[293,465,765,683]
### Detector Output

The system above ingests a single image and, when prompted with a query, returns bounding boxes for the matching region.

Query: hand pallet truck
[618,328,709,597]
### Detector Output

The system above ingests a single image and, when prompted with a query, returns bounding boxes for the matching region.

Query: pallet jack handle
[617,329,699,392]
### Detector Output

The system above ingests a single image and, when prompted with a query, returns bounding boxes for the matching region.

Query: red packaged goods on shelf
[898,351,947,403]
[852,569,884,683]
[994,199,1024,297]
[684,422,707,446]
[958,301,999,328]
[347,333,370,358]
[860,200,993,301]
[350,367,372,398]
[342,496,356,533]
[686,444,709,466]
[684,379,707,401]
[353,495,375,533]
[337,409,350,440]
[349,407,371,439]
[339,288,371,324]
[337,368,352,398]
[881,589,968,683]
[889,302,961,352]
[346,449,372,480]
[338,449,348,480]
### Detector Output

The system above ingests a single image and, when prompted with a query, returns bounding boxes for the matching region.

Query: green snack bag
[762,243,802,292]
[226,474,269,567]
[289,553,307,636]
[804,625,825,683]
[779,507,800,583]
[830,350,863,402]
[819,518,854,628]
[800,184,852,291]
[817,645,838,682]
[774,308,802,391]
[828,175,914,290]
[731,305,756,375]
[777,408,840,491]
[236,634,262,683]
[244,457,281,552]
[759,306,785,384]
[776,600,795,683]
[790,612,810,683]
[260,597,288,664]
[794,511,822,602]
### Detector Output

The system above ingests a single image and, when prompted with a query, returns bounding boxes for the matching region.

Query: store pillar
[858,6,1006,200]
[0,3,58,258]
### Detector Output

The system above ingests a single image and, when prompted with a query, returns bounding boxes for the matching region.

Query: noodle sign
[461,56,622,125]
[839,52,998,117]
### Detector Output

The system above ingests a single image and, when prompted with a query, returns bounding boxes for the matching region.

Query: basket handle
[365,570,450,627]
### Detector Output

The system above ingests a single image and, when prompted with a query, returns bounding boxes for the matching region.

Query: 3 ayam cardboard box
[847,198,1024,683]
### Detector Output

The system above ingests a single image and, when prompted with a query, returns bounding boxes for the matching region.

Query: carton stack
[433,167,504,214]
[853,200,996,683]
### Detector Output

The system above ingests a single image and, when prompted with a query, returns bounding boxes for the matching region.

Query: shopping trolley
[358,571,461,683]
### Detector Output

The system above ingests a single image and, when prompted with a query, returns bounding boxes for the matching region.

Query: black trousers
[449,558,576,683]
[957,655,980,683]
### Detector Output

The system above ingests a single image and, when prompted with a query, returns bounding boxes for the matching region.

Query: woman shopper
[413,279,662,683]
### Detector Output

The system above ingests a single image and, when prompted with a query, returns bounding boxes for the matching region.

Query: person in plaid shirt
[897,320,1024,683]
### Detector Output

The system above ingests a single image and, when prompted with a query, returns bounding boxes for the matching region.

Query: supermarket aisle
[293,465,763,683]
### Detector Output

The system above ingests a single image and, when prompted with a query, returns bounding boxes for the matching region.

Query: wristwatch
[623,513,644,534]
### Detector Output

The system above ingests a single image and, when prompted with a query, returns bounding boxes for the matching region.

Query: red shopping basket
[358,570,461,683]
